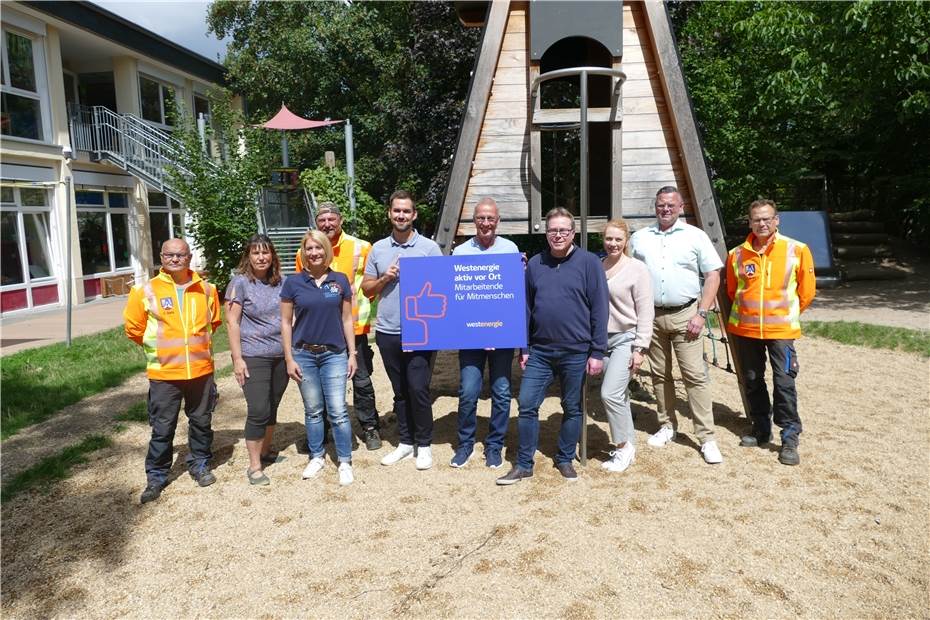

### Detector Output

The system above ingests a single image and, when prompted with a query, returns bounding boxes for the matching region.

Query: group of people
[124,185,815,503]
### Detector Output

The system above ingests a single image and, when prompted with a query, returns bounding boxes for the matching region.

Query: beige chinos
[647,300,715,442]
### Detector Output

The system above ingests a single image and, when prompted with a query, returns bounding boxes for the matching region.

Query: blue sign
[399,253,527,351]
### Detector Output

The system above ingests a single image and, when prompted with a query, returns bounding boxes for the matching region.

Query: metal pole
[579,70,589,466]
[65,175,73,347]
[344,119,357,228]
[281,132,289,167]
[197,113,207,153]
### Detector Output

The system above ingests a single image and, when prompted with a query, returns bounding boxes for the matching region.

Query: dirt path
[2,336,928,618]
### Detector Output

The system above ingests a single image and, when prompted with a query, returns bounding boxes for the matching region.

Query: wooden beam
[435,0,511,254]
[641,0,751,417]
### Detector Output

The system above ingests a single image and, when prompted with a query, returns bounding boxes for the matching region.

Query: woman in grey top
[600,219,654,473]
[225,234,287,485]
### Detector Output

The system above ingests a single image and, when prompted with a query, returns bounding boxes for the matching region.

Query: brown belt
[296,343,340,353]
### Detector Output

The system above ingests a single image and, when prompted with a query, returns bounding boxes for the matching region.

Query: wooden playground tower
[435,0,750,457]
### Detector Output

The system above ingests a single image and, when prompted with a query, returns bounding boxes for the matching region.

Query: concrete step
[831,232,891,245]
[829,209,876,222]
[830,220,885,233]
[835,245,894,259]
[841,263,909,281]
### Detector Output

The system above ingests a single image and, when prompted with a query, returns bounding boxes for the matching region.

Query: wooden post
[434,0,511,254]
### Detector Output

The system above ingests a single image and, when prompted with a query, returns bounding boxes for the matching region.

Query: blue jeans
[457,348,514,451]
[516,345,588,470]
[293,349,352,463]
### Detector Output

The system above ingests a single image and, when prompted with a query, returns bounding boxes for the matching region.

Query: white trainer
[338,462,354,486]
[701,440,723,464]
[380,443,415,466]
[302,457,326,479]
[603,445,636,473]
[415,445,433,470]
[647,426,676,448]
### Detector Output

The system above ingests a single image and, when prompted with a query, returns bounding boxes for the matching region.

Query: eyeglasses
[546,228,574,238]
[750,217,776,225]
[160,252,190,260]
[475,216,498,223]
[655,203,680,211]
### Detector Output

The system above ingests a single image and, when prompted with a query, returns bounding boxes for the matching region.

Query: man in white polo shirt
[630,186,724,464]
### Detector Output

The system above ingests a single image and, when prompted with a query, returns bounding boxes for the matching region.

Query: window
[1,29,45,140]
[148,191,184,264]
[1,185,56,312]
[139,75,175,126]
[193,94,210,120]
[75,188,133,276]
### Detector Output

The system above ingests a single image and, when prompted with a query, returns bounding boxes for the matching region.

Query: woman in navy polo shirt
[281,230,357,486]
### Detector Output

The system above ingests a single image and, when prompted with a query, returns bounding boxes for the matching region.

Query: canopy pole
[344,119,356,228]
[281,132,289,167]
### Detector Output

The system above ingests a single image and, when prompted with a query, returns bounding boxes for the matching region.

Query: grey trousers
[601,331,637,445]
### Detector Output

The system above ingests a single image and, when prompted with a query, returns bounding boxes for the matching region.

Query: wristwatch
[632,346,646,354]
[697,309,708,319]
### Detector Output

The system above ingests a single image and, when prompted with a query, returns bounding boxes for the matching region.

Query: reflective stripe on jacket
[124,269,221,380]
[294,231,377,335]
[725,232,816,340]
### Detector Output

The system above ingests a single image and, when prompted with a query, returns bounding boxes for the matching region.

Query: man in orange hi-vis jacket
[124,238,222,504]
[726,199,816,466]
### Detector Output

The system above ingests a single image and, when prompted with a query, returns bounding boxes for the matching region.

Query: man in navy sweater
[497,207,609,484]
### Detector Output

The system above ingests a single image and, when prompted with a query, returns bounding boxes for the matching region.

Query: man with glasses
[497,207,608,484]
[124,238,222,503]
[450,198,520,469]
[726,199,815,465]
[630,186,724,464]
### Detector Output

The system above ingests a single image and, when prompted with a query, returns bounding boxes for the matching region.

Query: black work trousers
[736,335,802,446]
[375,331,435,447]
[146,373,217,485]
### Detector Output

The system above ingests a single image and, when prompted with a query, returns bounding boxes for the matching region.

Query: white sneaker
[302,457,326,479]
[602,445,635,473]
[701,440,723,464]
[415,445,433,470]
[338,462,354,486]
[647,426,676,448]
[380,443,415,466]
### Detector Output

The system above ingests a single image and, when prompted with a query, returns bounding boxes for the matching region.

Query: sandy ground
[2,332,928,618]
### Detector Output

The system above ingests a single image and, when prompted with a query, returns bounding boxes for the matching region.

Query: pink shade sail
[259,104,343,130]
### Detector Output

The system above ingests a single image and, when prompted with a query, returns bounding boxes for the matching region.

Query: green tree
[168,91,279,290]
[207,1,480,228]
[675,1,930,240]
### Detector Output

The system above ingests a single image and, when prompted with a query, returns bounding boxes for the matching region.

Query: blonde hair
[300,229,333,270]
[604,218,632,256]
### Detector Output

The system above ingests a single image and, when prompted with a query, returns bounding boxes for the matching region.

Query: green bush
[300,162,388,240]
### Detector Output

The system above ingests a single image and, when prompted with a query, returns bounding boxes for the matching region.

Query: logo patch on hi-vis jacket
[160,297,174,310]
[744,263,757,277]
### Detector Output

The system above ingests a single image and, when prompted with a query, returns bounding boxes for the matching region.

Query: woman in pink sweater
[600,219,654,473]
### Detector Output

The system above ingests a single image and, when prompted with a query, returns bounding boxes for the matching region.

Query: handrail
[68,103,218,200]
[531,66,627,98]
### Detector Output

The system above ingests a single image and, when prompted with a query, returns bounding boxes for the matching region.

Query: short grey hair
[544,207,575,228]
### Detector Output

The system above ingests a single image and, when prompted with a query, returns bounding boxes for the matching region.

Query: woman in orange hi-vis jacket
[726,199,816,466]
[124,238,222,504]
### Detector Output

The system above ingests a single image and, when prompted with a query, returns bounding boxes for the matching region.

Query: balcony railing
[68,104,212,201]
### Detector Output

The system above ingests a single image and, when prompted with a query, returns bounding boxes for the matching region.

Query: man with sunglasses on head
[449,198,520,470]
[630,186,724,464]
[496,207,608,485]
[124,238,222,504]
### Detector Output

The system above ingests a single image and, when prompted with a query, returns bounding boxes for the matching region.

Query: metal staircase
[69,104,213,202]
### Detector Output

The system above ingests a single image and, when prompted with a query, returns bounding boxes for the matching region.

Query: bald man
[124,239,222,504]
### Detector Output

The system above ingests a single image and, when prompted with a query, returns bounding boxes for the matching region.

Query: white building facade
[1,1,226,314]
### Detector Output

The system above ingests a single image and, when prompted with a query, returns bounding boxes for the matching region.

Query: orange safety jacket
[294,231,377,335]
[726,231,816,340]
[124,269,221,380]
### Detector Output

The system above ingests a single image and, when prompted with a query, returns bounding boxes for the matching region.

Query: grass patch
[115,400,149,423]
[1,324,228,440]
[1,434,113,503]
[803,320,930,357]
